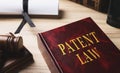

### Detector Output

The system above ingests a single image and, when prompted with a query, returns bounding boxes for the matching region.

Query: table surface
[0,0,120,73]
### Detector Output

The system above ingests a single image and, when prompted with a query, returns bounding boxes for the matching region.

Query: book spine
[37,34,62,73]
[70,0,82,3]
[94,0,100,10]
[71,0,110,13]
[83,0,87,6]
[99,0,110,13]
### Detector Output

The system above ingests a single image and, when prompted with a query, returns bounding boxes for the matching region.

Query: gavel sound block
[0,33,34,73]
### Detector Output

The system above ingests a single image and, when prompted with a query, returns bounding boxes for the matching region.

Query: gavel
[0,33,24,69]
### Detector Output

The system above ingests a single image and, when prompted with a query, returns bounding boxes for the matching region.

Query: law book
[37,17,120,73]
[71,0,110,13]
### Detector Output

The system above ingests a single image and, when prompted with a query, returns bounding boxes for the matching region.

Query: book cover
[37,17,120,73]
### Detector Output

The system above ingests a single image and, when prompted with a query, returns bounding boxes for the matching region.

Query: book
[37,17,120,73]
[71,0,83,4]
[71,0,110,13]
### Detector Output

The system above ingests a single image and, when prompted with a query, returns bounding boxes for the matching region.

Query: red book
[37,17,120,73]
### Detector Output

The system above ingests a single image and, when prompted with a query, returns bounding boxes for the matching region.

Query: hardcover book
[37,17,120,73]
[71,0,110,13]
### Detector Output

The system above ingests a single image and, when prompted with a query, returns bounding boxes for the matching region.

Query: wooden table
[0,0,120,73]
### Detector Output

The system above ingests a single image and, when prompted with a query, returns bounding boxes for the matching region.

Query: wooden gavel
[0,33,24,69]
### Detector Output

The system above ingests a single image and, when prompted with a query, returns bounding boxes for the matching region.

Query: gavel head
[0,34,24,69]
[0,35,24,56]
[6,36,23,53]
